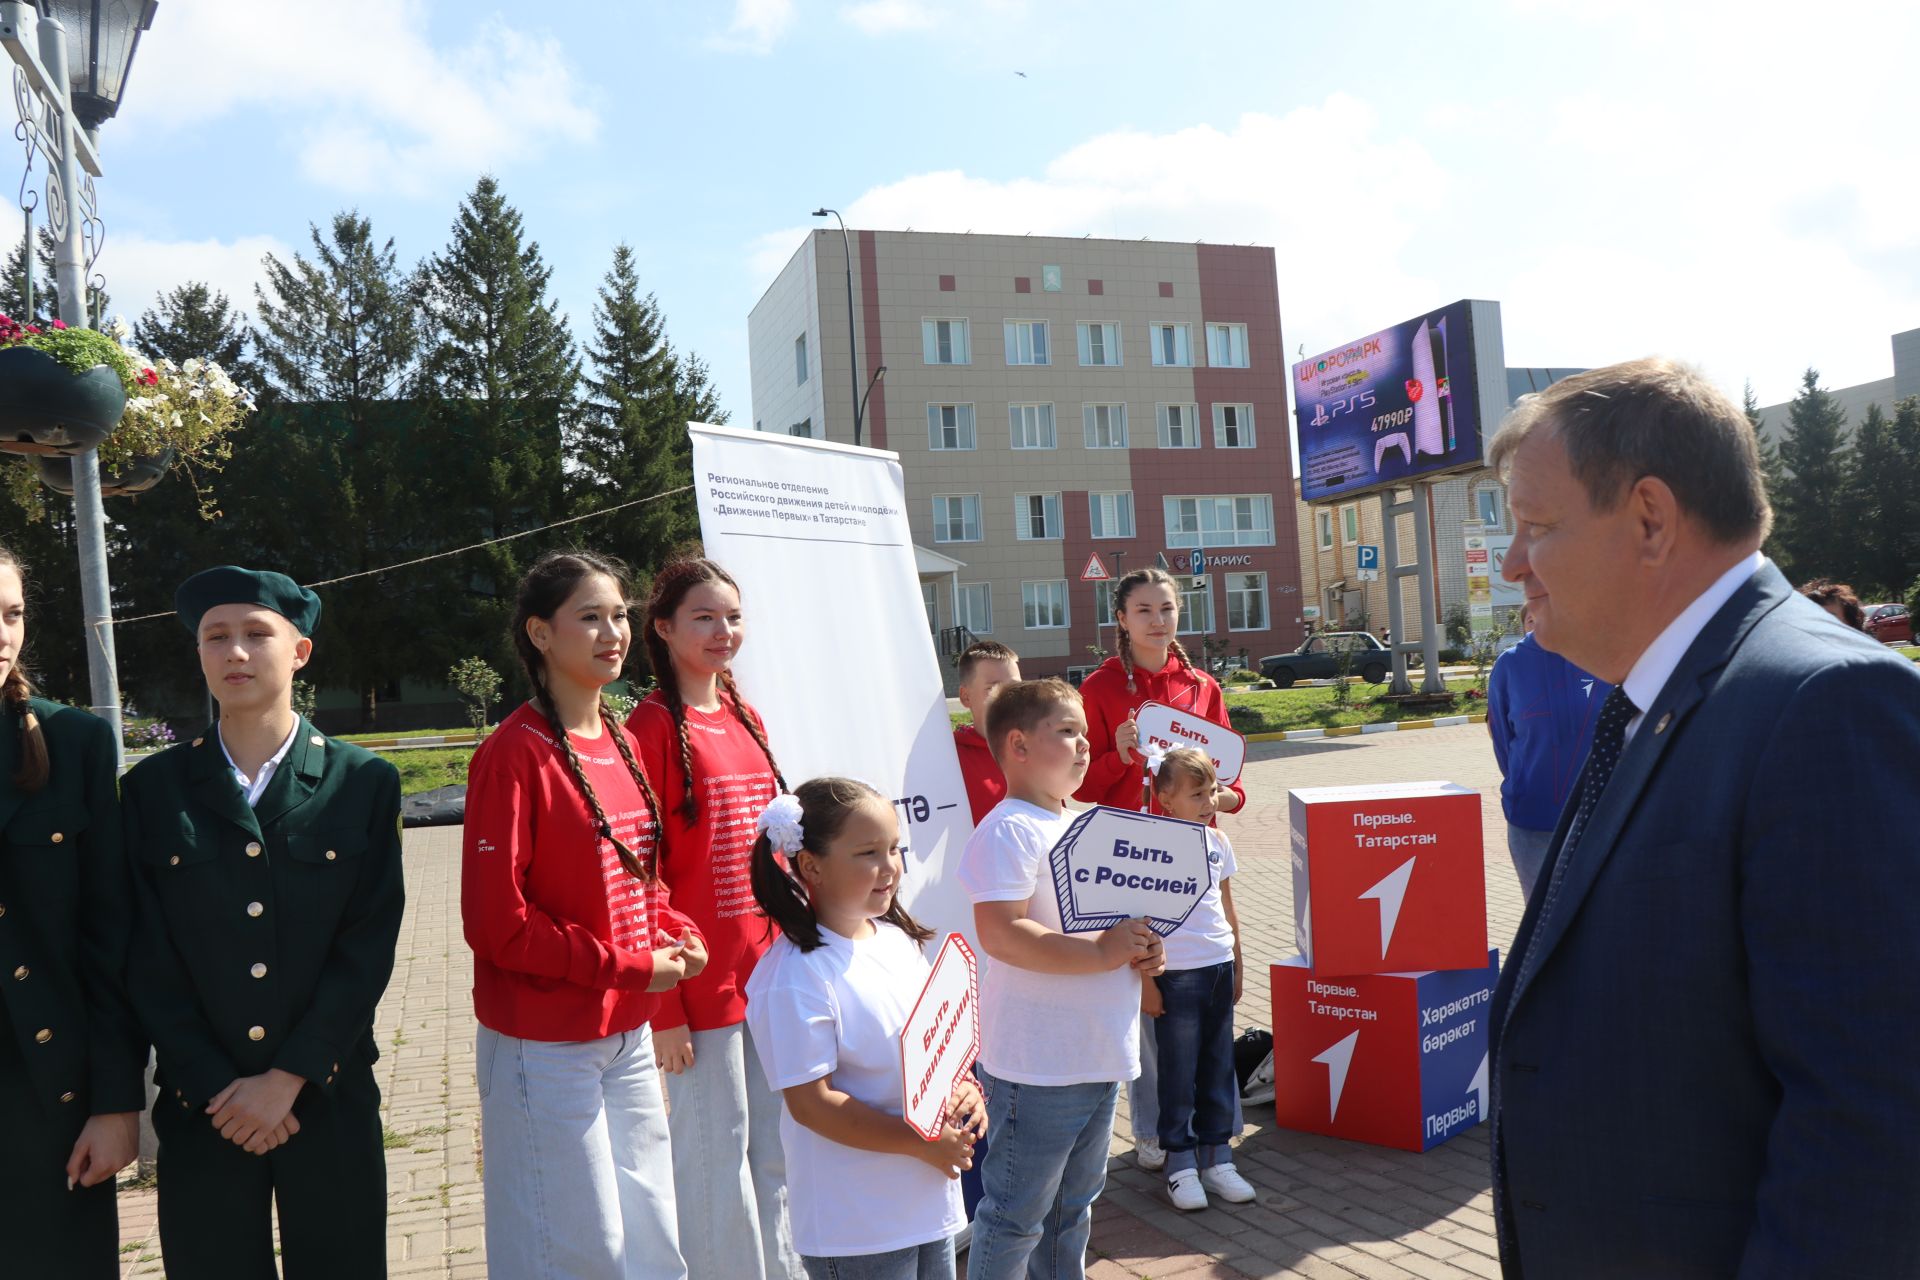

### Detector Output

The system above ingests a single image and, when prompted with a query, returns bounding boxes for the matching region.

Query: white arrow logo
[1468,1051,1489,1122]
[1580,678,1595,699]
[1358,857,1417,958]
[1312,1030,1361,1121]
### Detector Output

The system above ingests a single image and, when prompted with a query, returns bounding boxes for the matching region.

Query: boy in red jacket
[952,640,1020,824]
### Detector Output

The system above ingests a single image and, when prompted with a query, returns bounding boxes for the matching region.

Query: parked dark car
[1259,632,1390,688]
[1864,603,1912,645]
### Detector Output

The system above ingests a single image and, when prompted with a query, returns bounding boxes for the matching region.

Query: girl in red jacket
[1074,565,1247,1173]
[463,549,708,1280]
[628,557,800,1280]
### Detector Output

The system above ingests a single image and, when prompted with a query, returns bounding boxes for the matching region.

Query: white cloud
[710,0,798,53]
[120,0,596,196]
[96,232,292,333]
[841,1,946,34]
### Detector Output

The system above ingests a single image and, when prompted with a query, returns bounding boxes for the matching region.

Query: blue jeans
[1153,963,1238,1176]
[965,1068,1119,1280]
[1129,1013,1244,1143]
[802,1236,955,1280]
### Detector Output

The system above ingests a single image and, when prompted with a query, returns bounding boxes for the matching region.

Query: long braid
[719,670,786,793]
[3,665,47,792]
[1114,565,1191,697]
[1168,639,1195,671]
[1118,628,1136,696]
[600,700,665,880]
[536,692,654,884]
[642,609,701,824]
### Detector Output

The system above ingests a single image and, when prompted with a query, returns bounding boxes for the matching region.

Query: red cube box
[1270,950,1499,1151]
[1290,782,1487,976]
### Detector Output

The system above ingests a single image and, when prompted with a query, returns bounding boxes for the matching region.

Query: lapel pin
[309,735,325,747]
[191,737,204,748]
[1654,712,1672,735]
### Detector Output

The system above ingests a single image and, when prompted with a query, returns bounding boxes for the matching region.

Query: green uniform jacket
[124,720,404,1107]
[0,698,147,1115]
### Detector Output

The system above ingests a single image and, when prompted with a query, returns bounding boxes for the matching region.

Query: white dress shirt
[1619,551,1766,743]
[219,720,301,807]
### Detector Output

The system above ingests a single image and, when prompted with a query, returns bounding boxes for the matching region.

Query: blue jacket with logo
[1486,635,1611,832]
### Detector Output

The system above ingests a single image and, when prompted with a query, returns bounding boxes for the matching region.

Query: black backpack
[1234,1028,1274,1105]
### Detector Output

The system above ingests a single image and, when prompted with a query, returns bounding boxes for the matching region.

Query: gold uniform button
[50,832,63,844]
[169,855,181,866]
[34,1028,51,1044]
[12,965,26,980]
[325,850,337,861]
[59,1091,75,1103]
[247,901,264,918]
[248,1026,265,1041]
[245,841,262,858]
[251,963,267,979]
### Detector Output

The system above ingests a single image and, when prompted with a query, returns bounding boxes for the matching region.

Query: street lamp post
[857,363,885,435]
[810,207,864,447]
[2,0,155,761]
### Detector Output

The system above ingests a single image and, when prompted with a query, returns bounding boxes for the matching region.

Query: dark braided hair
[642,557,786,824]
[1111,566,1196,696]
[512,550,664,883]
[0,544,48,791]
[749,777,934,954]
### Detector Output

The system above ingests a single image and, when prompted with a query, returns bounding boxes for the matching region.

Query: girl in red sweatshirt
[628,557,801,1280]
[463,550,707,1280]
[1073,565,1248,1174]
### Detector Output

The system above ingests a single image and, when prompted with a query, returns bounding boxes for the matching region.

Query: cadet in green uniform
[125,566,405,1279]
[0,544,148,1278]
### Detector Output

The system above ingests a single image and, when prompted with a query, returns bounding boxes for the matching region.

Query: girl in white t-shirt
[1145,747,1259,1212]
[744,778,988,1280]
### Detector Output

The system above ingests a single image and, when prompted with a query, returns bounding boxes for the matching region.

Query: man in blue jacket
[1486,612,1611,895]
[1489,358,1920,1278]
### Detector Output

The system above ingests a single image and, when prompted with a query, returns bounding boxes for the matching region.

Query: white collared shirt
[1620,551,1766,743]
[219,720,302,807]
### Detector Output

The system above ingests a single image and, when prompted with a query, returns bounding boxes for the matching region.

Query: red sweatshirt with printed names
[954,724,1006,826]
[627,691,781,1032]
[462,702,700,1043]
[1073,655,1246,814]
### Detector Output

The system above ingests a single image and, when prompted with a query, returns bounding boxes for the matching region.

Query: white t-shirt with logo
[1161,827,1238,971]
[745,921,965,1258]
[957,798,1141,1086]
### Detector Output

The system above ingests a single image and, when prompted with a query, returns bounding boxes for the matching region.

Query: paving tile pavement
[118,723,1519,1279]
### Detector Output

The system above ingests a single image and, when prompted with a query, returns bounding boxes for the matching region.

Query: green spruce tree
[1771,369,1851,584]
[132,282,256,389]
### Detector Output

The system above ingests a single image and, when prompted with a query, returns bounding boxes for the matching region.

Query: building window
[1083,403,1129,449]
[1156,403,1201,449]
[932,494,981,543]
[1214,403,1255,449]
[1022,580,1070,630]
[1095,584,1116,628]
[1206,322,1249,368]
[789,418,813,438]
[1077,322,1123,367]
[954,582,992,633]
[1004,319,1050,366]
[1176,575,1214,634]
[1317,509,1333,551]
[922,317,971,365]
[1227,572,1268,632]
[1149,322,1193,367]
[921,581,938,631]
[1341,504,1359,546]
[1014,493,1062,541]
[1009,403,1056,450]
[927,403,977,451]
[1164,495,1276,549]
[1476,486,1506,529]
[794,333,808,385]
[1089,491,1135,540]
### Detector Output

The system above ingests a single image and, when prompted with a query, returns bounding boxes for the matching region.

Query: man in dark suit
[1487,359,1920,1279]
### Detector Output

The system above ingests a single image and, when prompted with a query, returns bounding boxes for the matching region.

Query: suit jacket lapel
[1500,563,1796,1028]
[254,718,323,830]
[188,725,265,843]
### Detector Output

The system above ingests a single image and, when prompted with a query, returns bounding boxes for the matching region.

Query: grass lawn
[1224,676,1489,735]
[336,726,473,743]
[1901,646,1920,661]
[389,746,475,797]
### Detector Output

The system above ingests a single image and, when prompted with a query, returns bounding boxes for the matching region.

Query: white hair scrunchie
[1142,743,1169,775]
[756,793,806,855]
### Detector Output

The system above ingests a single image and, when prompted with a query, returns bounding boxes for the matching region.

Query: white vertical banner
[688,422,975,946]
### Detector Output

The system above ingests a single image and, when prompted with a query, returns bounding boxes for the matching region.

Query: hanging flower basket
[0,344,129,456]
[35,447,176,497]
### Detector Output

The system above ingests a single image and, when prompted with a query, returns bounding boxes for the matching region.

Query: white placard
[899,934,981,1141]
[1048,805,1215,937]
[690,423,975,946]
[1135,699,1247,786]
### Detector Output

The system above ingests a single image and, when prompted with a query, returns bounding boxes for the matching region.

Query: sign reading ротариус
[1049,806,1214,938]
[899,933,981,1141]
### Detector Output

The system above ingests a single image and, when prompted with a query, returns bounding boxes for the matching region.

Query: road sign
[1190,548,1208,576]
[1357,568,1379,582]
[1155,551,1172,571]
[1080,552,1110,582]
[1356,545,1380,571]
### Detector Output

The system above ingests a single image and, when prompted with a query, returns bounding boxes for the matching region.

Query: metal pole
[38,16,122,760]
[829,213,861,446]
[1379,491,1411,694]
[1411,482,1445,693]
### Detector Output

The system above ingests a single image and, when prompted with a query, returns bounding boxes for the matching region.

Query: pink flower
[49,318,65,329]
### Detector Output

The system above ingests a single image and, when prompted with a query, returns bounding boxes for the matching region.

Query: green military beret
[174,566,322,637]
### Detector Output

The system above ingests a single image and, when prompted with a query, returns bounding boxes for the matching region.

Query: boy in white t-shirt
[1144,747,1257,1211]
[958,679,1166,1280]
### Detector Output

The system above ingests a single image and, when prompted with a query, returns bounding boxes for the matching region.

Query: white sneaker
[1134,1136,1166,1171]
[1201,1162,1258,1204]
[1167,1168,1209,1211]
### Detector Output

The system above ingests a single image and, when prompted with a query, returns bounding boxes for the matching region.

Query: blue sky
[69,0,1920,428]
